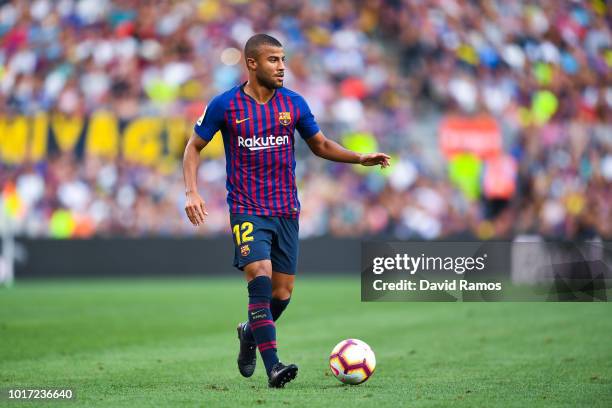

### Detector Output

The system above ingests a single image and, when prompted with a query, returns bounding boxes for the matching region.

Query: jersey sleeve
[294,95,320,140]
[194,95,226,141]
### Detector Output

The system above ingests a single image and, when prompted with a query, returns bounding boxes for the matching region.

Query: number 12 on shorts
[233,222,254,245]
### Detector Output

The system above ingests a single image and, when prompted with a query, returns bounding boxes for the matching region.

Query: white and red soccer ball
[329,339,376,385]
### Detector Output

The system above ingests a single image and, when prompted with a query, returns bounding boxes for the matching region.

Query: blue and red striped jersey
[193,83,320,218]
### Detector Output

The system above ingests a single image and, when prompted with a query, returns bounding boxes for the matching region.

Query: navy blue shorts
[230,214,299,275]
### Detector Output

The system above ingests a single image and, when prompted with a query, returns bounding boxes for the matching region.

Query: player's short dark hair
[244,34,283,60]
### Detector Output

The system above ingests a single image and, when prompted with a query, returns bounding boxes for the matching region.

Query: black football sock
[247,276,279,376]
[270,297,290,321]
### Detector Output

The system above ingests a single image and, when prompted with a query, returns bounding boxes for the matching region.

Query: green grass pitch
[1,278,610,407]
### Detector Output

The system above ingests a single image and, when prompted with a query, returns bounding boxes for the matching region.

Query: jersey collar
[240,81,279,105]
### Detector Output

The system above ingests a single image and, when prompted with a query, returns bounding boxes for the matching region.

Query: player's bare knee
[272,285,293,300]
[245,261,272,281]
[285,281,294,296]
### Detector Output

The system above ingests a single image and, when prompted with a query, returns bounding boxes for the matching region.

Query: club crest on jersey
[240,244,250,257]
[279,111,291,126]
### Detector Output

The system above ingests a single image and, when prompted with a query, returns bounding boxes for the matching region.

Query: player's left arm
[295,95,390,168]
[305,132,391,168]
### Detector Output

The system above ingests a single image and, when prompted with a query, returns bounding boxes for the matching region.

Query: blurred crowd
[1,0,610,240]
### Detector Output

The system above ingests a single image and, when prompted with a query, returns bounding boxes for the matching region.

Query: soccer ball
[329,339,376,385]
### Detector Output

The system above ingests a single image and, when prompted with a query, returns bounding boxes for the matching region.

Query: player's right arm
[183,134,209,226]
[183,95,226,226]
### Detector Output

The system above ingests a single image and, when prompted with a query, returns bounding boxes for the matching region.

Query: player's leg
[243,258,297,387]
[269,216,299,323]
[242,260,280,377]
[241,274,291,378]
[232,216,298,387]
[245,271,293,341]
[270,271,294,320]
[263,217,300,387]
[232,214,273,378]
[257,216,299,387]
[243,217,297,342]
[241,272,292,369]
[240,273,293,379]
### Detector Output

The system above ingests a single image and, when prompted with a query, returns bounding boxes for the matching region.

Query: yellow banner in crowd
[0,112,224,165]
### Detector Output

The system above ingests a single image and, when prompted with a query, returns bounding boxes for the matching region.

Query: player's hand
[185,191,208,226]
[359,153,391,169]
